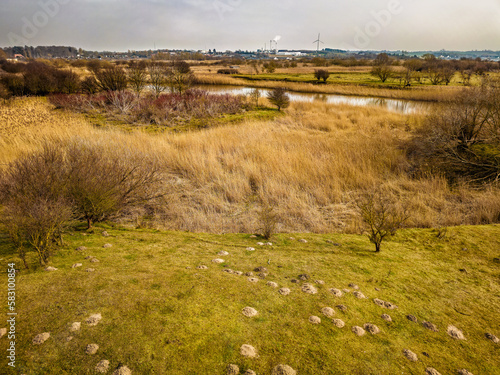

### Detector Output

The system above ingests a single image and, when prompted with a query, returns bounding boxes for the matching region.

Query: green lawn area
[1,225,499,374]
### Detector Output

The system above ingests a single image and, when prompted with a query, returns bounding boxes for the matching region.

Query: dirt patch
[0,328,7,338]
[267,281,278,288]
[329,288,343,297]
[86,313,102,327]
[351,326,366,336]
[243,370,256,375]
[298,274,309,281]
[85,268,95,272]
[248,277,259,283]
[321,307,335,318]
[353,291,366,299]
[403,349,418,362]
[299,239,308,243]
[85,343,99,355]
[45,266,58,271]
[103,243,112,248]
[332,319,345,328]
[407,315,418,323]
[72,263,83,268]
[76,246,87,251]
[112,365,132,375]
[254,266,268,272]
[272,364,297,375]
[381,314,392,322]
[223,269,234,274]
[425,368,442,375]
[447,325,466,340]
[95,360,110,374]
[457,370,474,375]
[212,259,225,263]
[234,271,243,276]
[218,251,229,256]
[32,332,50,345]
[485,332,499,343]
[363,323,380,335]
[226,364,239,375]
[309,315,321,324]
[348,283,359,290]
[257,273,268,279]
[240,344,258,358]
[242,307,258,317]
[69,322,81,332]
[196,265,208,270]
[336,304,348,312]
[246,247,256,251]
[301,283,318,294]
[279,288,291,296]
[384,301,398,309]
[373,298,385,307]
[315,280,325,285]
[422,321,438,332]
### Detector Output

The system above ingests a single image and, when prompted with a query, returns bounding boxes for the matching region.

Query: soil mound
[240,344,258,358]
[425,368,442,375]
[403,349,418,362]
[301,283,318,294]
[309,316,321,324]
[422,321,438,332]
[363,323,380,334]
[381,314,392,322]
[351,326,366,336]
[329,288,343,297]
[272,364,296,375]
[447,325,466,340]
[332,319,345,328]
[279,288,291,295]
[321,307,335,318]
[226,364,239,375]
[242,307,258,317]
[32,332,50,345]
[95,360,110,374]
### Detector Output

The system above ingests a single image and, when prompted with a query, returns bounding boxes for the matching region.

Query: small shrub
[257,199,278,240]
[267,87,290,111]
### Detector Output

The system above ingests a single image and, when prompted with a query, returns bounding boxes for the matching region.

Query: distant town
[2,45,500,62]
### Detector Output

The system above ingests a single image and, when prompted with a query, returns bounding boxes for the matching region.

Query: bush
[314,69,330,82]
[94,66,128,92]
[267,87,290,111]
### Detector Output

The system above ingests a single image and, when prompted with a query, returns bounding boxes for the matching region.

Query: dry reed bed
[1,97,499,233]
[194,73,462,102]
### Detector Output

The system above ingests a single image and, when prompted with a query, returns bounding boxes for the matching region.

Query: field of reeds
[2,96,500,234]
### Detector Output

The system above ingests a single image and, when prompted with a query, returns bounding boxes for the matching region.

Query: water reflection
[195,85,428,114]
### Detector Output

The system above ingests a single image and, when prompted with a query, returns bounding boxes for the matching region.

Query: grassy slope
[1,225,499,374]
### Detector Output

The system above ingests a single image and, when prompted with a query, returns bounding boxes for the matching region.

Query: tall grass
[1,97,499,233]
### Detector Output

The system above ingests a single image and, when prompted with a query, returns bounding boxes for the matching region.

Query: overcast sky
[1,0,499,52]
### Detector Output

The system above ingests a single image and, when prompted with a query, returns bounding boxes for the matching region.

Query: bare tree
[148,62,167,97]
[94,66,128,91]
[267,87,290,111]
[128,61,148,94]
[371,65,393,83]
[166,60,194,94]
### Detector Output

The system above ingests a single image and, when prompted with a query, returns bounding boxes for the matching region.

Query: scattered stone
[301,283,318,294]
[254,266,268,272]
[403,349,418,362]
[457,370,474,375]
[407,314,418,323]
[112,365,132,375]
[425,368,442,375]
[321,307,335,318]
[381,314,392,322]
[257,273,268,279]
[85,268,95,272]
[69,322,81,332]
[363,323,380,335]
[336,304,348,312]
[86,313,102,327]
[45,266,58,272]
[248,277,259,283]
[218,251,229,256]
[267,281,278,288]
[227,364,239,375]
[332,319,345,328]
[196,265,208,270]
[72,263,83,268]
[309,315,321,324]
[242,307,258,318]
[373,298,385,307]
[243,370,256,375]
[272,364,296,375]
[329,288,343,297]
[348,283,359,290]
[353,291,366,299]
[485,332,499,343]
[85,343,99,355]
[246,247,256,251]
[212,259,225,264]
[0,328,7,338]
[279,288,291,296]
[32,332,50,345]
[351,326,366,336]
[447,325,466,340]
[95,360,110,374]
[315,280,325,285]
[298,239,307,243]
[103,243,112,248]
[76,246,87,251]
[298,274,309,281]
[422,321,438,332]
[234,271,243,276]
[384,301,398,309]
[245,272,254,277]
[257,242,264,246]
[240,344,258,358]
[102,231,109,237]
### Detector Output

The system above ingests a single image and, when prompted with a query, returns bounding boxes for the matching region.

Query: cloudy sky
[1,0,499,52]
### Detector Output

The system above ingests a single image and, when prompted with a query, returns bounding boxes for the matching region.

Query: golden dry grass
[1,97,499,233]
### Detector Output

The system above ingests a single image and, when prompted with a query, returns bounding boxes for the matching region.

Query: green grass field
[1,224,499,374]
